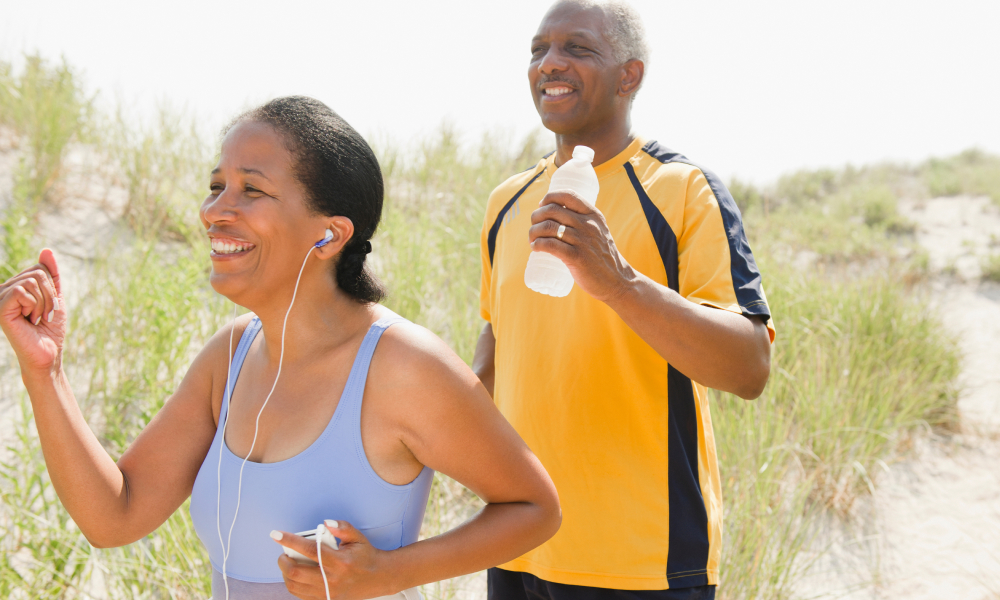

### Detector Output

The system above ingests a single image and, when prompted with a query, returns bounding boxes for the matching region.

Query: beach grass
[981,252,1000,283]
[0,53,980,599]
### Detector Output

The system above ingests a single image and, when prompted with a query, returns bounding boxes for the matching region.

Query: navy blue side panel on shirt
[641,141,770,322]
[624,162,678,291]
[627,157,710,587]
[488,568,716,600]
[665,366,710,588]
[488,169,546,266]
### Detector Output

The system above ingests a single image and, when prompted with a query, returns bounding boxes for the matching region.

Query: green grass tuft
[920,148,1000,204]
[0,54,92,279]
[714,263,959,600]
[0,52,973,600]
[981,252,1000,283]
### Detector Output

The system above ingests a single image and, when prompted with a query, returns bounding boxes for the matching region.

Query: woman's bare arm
[380,324,560,589]
[21,322,241,547]
[107,320,250,545]
[471,322,496,397]
[1,250,244,547]
[273,322,560,599]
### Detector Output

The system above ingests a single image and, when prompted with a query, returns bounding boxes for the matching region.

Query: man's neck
[552,114,634,168]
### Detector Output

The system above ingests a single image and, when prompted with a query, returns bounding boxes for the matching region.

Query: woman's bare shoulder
[201,312,259,364]
[374,320,473,384]
[367,320,485,417]
[363,318,526,490]
[179,312,256,379]
[181,312,259,422]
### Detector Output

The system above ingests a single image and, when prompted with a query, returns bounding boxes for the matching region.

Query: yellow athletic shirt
[479,137,775,590]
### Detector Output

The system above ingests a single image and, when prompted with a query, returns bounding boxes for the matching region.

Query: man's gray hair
[560,0,650,66]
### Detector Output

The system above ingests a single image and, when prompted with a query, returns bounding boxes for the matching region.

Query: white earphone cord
[216,302,237,600]
[318,529,331,600]
[215,243,323,600]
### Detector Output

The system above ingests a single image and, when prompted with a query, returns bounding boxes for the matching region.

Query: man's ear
[313,216,355,261]
[619,59,644,98]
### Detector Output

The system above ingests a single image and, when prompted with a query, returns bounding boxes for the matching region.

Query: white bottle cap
[572,145,595,163]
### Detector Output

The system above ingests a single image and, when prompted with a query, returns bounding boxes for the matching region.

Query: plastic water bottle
[524,145,600,297]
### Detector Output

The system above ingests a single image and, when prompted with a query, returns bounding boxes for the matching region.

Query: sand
[1,134,998,597]
[794,196,1000,600]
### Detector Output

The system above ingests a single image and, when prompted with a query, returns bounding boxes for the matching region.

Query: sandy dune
[796,196,1000,600]
[2,134,998,597]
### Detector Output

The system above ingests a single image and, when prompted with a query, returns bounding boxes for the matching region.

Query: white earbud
[314,228,335,248]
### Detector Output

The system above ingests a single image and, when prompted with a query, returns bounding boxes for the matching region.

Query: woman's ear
[313,216,355,261]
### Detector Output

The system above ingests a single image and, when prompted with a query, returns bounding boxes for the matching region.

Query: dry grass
[0,53,975,599]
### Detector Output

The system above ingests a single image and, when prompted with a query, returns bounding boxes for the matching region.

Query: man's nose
[537,47,569,74]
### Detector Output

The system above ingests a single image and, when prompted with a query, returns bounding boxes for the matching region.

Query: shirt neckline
[544,136,645,180]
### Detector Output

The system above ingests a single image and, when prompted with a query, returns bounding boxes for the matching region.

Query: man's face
[528,3,623,135]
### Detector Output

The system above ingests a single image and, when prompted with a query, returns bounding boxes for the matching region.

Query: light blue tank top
[190,313,434,597]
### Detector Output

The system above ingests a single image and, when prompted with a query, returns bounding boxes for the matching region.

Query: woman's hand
[273,521,392,600]
[0,249,67,375]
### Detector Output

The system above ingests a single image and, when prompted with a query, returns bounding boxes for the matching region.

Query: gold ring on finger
[556,224,566,240]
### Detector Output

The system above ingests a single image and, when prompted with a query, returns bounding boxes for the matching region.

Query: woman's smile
[209,236,257,259]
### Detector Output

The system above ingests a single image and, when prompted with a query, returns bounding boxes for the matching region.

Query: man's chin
[538,111,585,136]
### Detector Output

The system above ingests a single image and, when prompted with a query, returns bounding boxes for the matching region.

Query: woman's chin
[209,272,250,306]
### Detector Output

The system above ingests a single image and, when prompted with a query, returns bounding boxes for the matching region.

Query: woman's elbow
[536,504,562,546]
[83,531,117,549]
[80,523,134,549]
[545,497,563,540]
[534,483,562,543]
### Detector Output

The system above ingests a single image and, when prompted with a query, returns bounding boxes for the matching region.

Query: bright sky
[3,0,999,184]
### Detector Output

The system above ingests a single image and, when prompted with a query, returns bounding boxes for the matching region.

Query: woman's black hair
[228,96,386,304]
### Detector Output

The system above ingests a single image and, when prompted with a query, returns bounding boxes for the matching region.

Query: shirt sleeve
[677,168,775,342]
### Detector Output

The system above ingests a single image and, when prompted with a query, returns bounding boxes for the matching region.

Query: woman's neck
[247,275,379,367]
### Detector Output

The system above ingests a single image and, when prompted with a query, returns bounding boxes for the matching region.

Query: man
[473,1,775,599]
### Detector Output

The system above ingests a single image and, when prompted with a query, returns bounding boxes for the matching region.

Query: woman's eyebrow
[210,166,273,182]
[239,167,272,181]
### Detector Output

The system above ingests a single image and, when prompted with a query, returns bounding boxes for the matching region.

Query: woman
[0,96,560,600]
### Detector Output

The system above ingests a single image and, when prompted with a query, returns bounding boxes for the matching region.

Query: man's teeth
[211,240,252,254]
[545,87,573,96]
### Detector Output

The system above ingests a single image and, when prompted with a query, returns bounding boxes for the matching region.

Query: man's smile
[539,82,579,104]
[544,87,573,97]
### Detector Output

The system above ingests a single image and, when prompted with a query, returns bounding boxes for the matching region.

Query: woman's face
[200,121,329,304]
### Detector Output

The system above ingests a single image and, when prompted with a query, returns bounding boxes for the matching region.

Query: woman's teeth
[211,240,252,254]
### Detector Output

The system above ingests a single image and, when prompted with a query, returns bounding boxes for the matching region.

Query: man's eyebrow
[532,30,599,44]
[209,167,272,182]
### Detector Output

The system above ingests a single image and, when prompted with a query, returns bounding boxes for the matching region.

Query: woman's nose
[200,187,239,227]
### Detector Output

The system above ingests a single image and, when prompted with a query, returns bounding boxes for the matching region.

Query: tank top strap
[220,316,263,420]
[337,313,408,419]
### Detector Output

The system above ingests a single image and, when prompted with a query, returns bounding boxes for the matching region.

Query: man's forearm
[604,272,771,399]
